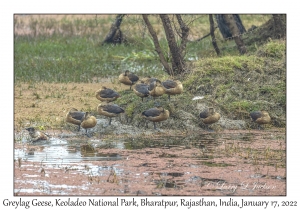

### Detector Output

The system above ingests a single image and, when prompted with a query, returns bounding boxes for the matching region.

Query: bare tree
[160,14,187,75]
[175,14,189,56]
[209,14,220,56]
[223,14,247,54]
[142,15,173,76]
[102,14,126,45]
[143,14,189,76]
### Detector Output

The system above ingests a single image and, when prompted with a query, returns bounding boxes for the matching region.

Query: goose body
[200,107,221,129]
[148,80,165,99]
[97,103,125,125]
[250,111,271,129]
[25,127,49,142]
[140,76,159,85]
[142,106,170,130]
[95,86,120,102]
[118,70,139,90]
[133,81,150,101]
[81,112,97,137]
[162,80,183,101]
[66,108,85,131]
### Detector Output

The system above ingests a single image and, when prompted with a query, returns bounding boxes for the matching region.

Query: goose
[142,106,170,130]
[148,80,165,100]
[95,86,120,102]
[199,107,221,130]
[133,81,150,101]
[25,127,49,142]
[161,79,183,102]
[66,108,85,131]
[140,76,159,85]
[250,111,271,129]
[118,70,139,90]
[97,102,125,125]
[80,112,97,137]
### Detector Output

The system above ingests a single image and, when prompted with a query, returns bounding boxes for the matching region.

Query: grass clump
[256,39,286,59]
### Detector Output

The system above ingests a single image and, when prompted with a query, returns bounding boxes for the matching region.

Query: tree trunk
[101,14,126,45]
[209,14,220,56]
[175,14,189,55]
[142,15,173,76]
[273,14,286,39]
[223,14,247,55]
[160,14,186,75]
[216,14,246,39]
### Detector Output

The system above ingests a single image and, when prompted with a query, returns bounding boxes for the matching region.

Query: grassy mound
[115,39,286,130]
[183,39,286,127]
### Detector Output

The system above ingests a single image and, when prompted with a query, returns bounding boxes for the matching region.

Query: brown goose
[95,86,120,102]
[199,107,221,130]
[148,80,165,100]
[140,76,159,85]
[118,70,139,90]
[80,112,97,137]
[142,106,170,130]
[250,111,271,129]
[133,81,150,101]
[161,79,183,102]
[66,108,85,131]
[25,127,49,142]
[97,102,125,125]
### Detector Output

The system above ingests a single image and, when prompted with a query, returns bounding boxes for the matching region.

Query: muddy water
[14,137,124,163]
[14,130,286,196]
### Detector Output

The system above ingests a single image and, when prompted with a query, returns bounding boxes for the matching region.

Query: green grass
[183,39,286,115]
[14,35,169,82]
[14,14,275,83]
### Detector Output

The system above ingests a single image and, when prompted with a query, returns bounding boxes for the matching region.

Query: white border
[2,1,298,209]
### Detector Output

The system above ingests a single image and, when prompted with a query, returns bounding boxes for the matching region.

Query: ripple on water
[14,137,123,164]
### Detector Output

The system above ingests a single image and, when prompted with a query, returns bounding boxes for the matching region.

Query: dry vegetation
[14,79,129,132]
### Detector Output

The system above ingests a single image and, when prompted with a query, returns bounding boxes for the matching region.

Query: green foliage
[256,39,286,59]
[229,100,259,112]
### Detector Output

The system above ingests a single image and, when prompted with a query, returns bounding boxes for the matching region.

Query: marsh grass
[14,14,273,83]
[14,14,285,130]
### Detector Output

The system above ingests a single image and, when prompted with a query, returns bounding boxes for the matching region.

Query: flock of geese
[25,70,272,141]
[65,70,184,136]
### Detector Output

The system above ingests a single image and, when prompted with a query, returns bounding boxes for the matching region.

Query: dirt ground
[14,79,128,132]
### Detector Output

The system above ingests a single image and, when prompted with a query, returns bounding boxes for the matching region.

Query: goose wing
[162,80,177,89]
[69,111,85,121]
[200,109,210,119]
[128,73,139,83]
[142,108,161,117]
[250,111,262,121]
[100,89,119,98]
[135,84,150,95]
[103,104,124,114]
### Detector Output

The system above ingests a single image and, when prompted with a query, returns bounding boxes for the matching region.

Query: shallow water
[14,137,124,163]
[14,130,286,196]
